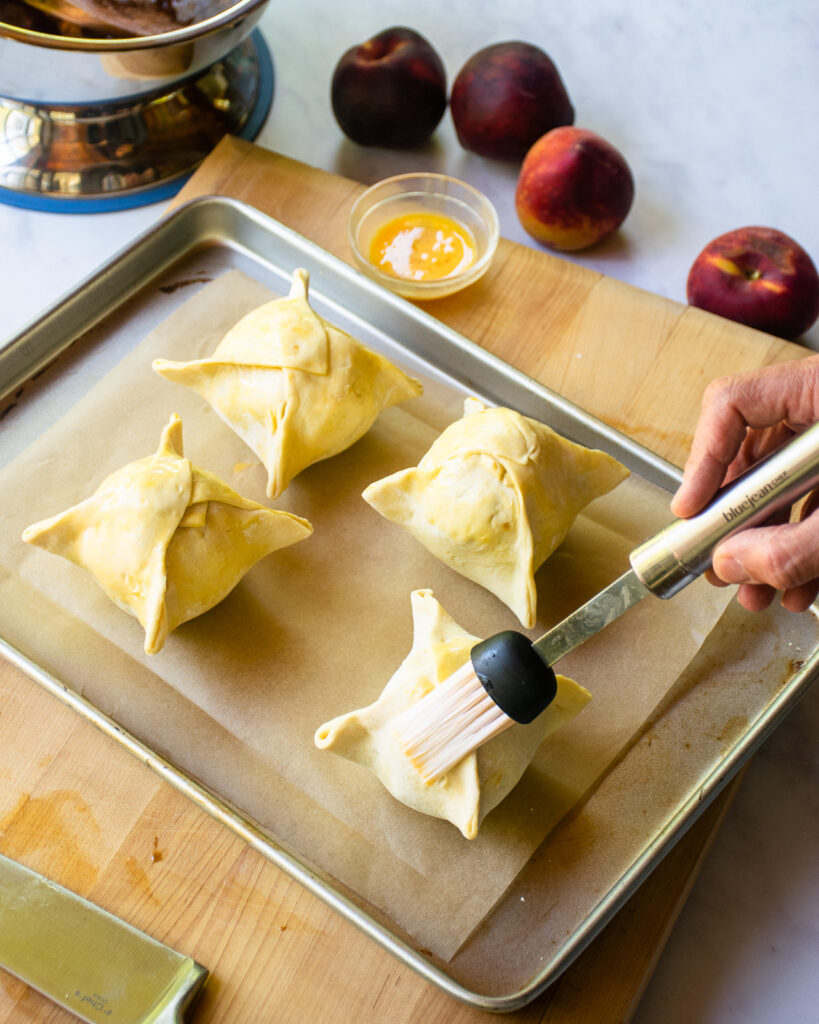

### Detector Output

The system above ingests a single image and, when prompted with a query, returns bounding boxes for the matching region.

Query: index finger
[671,356,819,518]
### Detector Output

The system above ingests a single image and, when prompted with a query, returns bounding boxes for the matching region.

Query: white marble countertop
[1,1,818,1021]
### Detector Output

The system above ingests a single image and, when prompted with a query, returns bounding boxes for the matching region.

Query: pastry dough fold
[153,268,423,498]
[22,415,313,654]
[363,399,629,627]
[315,589,591,839]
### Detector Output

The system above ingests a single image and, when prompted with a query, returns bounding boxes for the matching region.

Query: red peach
[515,127,634,251]
[686,227,819,341]
[450,41,574,162]
[331,27,447,148]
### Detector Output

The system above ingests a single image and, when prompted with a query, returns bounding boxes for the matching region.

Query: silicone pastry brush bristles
[395,661,515,784]
[395,630,558,784]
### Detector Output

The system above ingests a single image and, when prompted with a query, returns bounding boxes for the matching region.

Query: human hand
[670,355,819,611]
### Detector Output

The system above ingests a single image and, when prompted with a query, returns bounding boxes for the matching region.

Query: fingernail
[716,555,749,583]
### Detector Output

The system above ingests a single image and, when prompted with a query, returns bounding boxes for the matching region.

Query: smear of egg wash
[370,212,477,281]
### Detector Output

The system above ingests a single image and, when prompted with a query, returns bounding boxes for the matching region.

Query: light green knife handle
[631,420,819,599]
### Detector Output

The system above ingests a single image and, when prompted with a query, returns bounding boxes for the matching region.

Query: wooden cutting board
[0,137,806,1024]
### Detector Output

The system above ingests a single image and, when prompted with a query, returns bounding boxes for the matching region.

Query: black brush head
[470,630,557,724]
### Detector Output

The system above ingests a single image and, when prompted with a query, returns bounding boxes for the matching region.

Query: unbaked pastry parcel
[363,398,630,628]
[21,414,313,655]
[152,268,423,498]
[315,589,591,839]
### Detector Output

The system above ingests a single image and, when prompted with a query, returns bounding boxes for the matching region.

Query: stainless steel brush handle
[631,420,819,598]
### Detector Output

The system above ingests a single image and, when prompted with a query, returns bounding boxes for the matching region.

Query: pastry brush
[395,421,819,783]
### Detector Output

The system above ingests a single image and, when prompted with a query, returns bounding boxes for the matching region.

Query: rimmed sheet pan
[1,197,817,1011]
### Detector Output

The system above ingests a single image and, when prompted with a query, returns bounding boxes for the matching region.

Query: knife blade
[0,852,207,1023]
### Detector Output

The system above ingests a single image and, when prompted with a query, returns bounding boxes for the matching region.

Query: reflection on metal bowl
[0,0,273,209]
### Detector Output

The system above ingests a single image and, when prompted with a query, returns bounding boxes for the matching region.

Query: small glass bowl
[347,172,499,300]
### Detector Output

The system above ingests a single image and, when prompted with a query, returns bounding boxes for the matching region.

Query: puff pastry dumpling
[21,414,313,654]
[315,589,591,839]
[362,398,629,628]
[153,268,423,498]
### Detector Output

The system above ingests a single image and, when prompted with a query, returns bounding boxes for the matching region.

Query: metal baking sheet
[1,196,818,1011]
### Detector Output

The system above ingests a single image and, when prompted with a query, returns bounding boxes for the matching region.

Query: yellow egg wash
[369,211,477,282]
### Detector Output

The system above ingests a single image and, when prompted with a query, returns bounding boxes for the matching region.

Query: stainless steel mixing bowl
[0,0,272,208]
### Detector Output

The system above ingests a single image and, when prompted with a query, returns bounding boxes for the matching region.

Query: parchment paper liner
[0,271,733,959]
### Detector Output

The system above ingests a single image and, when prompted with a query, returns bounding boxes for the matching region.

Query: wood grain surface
[0,136,806,1023]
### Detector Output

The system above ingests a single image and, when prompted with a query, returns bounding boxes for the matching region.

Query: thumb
[712,514,819,593]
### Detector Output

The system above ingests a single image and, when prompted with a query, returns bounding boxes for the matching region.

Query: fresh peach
[450,41,574,162]
[686,227,819,340]
[331,27,447,148]
[515,127,634,251]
